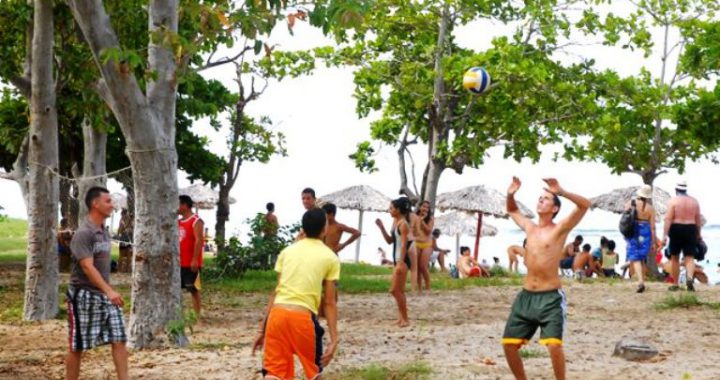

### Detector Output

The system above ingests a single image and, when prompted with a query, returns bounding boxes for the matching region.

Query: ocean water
[343,221,720,286]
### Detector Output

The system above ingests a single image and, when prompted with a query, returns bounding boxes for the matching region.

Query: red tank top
[178,214,202,268]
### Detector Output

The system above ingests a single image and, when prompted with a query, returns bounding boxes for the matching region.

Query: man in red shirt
[178,195,204,315]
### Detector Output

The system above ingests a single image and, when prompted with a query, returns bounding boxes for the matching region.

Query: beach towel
[626,221,651,261]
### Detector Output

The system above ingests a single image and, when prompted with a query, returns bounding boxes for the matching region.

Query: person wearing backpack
[623,185,656,293]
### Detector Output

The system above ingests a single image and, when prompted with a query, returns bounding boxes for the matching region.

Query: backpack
[449,264,459,279]
[619,200,637,239]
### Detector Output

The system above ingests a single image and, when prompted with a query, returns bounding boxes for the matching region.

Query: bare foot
[398,319,410,328]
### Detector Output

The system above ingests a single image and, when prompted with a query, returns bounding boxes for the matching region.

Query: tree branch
[198,46,253,72]
[66,0,147,130]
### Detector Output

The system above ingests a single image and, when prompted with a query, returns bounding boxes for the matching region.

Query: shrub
[211,213,298,278]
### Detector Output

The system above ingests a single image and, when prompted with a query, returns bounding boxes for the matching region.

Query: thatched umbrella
[590,186,671,216]
[435,211,498,262]
[436,185,534,259]
[318,185,392,262]
[179,183,236,211]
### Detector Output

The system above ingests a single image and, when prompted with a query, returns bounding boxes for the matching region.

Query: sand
[1,271,719,380]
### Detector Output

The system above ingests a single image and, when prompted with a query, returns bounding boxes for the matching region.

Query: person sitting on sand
[560,235,583,271]
[378,247,394,266]
[431,229,450,272]
[662,260,709,285]
[572,243,600,279]
[601,240,619,278]
[458,246,489,278]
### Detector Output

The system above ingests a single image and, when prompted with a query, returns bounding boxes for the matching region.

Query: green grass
[328,361,432,380]
[653,294,709,310]
[0,218,28,261]
[520,348,548,358]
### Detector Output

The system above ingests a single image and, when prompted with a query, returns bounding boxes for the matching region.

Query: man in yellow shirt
[252,208,341,380]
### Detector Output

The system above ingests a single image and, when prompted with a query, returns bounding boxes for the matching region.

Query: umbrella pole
[455,234,460,265]
[355,210,363,263]
[473,212,483,260]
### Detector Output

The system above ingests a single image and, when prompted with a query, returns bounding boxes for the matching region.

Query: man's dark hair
[607,240,616,251]
[302,208,327,238]
[302,187,316,198]
[460,246,470,254]
[266,202,275,212]
[523,238,527,248]
[582,243,591,252]
[432,228,441,238]
[600,236,608,247]
[493,256,500,263]
[575,235,583,243]
[321,203,337,215]
[552,194,562,218]
[60,218,68,227]
[179,195,194,209]
[85,186,110,209]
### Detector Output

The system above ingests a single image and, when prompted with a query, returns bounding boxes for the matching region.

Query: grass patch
[654,294,706,310]
[520,348,548,358]
[342,263,392,276]
[328,361,432,380]
[0,218,28,262]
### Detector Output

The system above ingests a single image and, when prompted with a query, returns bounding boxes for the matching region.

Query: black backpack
[619,200,637,239]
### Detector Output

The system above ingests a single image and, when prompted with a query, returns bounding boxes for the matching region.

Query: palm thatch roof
[111,192,127,211]
[434,211,498,237]
[436,185,534,218]
[590,186,670,215]
[180,184,236,210]
[318,185,392,212]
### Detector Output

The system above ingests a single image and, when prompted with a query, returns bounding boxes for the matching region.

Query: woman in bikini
[412,201,434,293]
[625,185,656,293]
[376,197,413,327]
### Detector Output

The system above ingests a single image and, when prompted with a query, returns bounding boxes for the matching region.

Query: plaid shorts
[66,287,127,352]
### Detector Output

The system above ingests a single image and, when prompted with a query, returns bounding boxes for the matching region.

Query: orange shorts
[262,306,324,380]
[469,266,481,277]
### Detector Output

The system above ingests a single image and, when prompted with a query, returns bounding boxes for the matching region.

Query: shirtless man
[507,239,526,273]
[502,177,590,380]
[560,235,583,271]
[572,243,600,279]
[663,180,703,291]
[321,203,361,254]
[264,202,279,238]
[296,188,318,241]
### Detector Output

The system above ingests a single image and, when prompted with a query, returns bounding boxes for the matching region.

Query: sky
[0,2,717,264]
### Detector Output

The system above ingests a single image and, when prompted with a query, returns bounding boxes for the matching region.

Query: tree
[564,0,720,185]
[23,0,59,320]
[312,0,603,206]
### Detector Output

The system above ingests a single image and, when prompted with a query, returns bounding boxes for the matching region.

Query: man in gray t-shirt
[66,187,128,380]
[70,219,112,293]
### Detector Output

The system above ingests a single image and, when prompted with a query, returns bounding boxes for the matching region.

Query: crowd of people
[59,177,708,380]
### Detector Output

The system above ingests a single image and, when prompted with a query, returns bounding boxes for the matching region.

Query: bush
[211,213,299,278]
[0,206,6,222]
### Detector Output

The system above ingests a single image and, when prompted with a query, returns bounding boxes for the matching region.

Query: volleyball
[462,67,491,94]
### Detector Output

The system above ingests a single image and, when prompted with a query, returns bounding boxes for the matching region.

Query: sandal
[636,284,645,293]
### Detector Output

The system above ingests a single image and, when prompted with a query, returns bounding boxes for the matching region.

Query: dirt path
[1,273,719,379]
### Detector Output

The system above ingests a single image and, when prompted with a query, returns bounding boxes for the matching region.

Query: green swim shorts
[502,289,567,346]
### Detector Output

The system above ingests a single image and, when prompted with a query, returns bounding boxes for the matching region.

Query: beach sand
[1,271,719,380]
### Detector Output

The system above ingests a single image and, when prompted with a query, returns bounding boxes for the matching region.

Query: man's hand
[251,333,264,356]
[508,176,521,195]
[321,340,338,367]
[106,289,124,307]
[543,178,564,196]
[191,257,199,272]
[375,219,384,228]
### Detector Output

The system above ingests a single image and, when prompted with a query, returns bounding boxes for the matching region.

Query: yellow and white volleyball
[462,67,491,94]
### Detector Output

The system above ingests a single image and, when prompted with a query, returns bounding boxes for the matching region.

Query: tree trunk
[422,158,445,207]
[77,117,107,222]
[117,171,135,215]
[59,178,72,220]
[23,0,59,321]
[67,0,181,348]
[215,184,230,250]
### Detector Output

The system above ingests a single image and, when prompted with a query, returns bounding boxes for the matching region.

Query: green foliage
[654,294,704,310]
[348,141,378,173]
[211,214,299,278]
[166,309,199,344]
[327,361,432,380]
[0,206,6,223]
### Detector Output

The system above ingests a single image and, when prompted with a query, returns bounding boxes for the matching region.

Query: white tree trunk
[67,0,181,348]
[23,0,59,321]
[77,117,107,222]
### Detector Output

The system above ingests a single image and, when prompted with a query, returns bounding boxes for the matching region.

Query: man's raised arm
[507,176,534,231]
[544,178,590,232]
